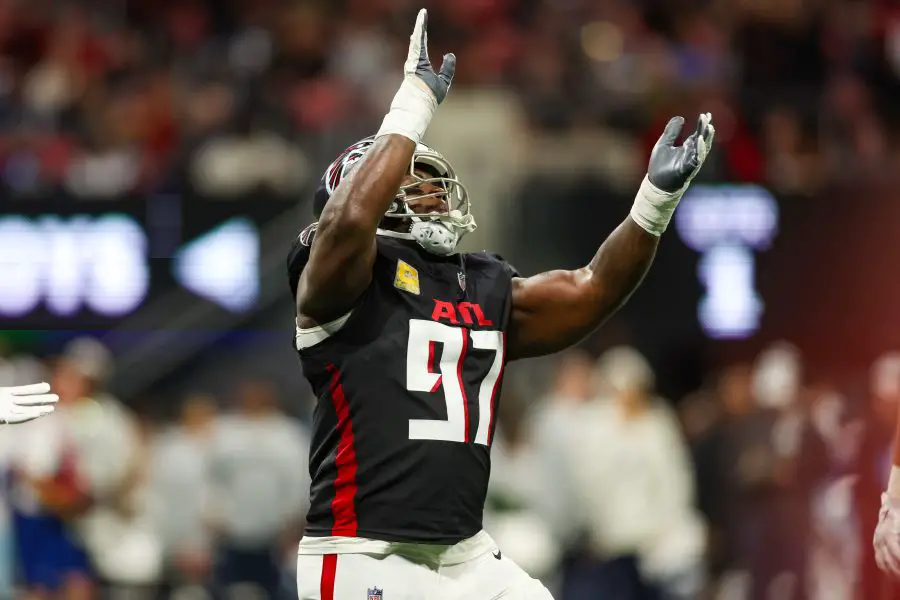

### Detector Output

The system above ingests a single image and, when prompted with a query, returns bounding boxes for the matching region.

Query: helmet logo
[324,138,374,195]
[299,222,318,247]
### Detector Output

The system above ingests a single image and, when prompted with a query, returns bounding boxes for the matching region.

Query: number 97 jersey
[287,226,519,544]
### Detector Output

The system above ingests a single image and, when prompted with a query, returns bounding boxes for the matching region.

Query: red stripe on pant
[320,554,337,600]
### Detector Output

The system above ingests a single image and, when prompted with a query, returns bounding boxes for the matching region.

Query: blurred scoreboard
[674,184,779,340]
[0,186,783,340]
[0,196,286,328]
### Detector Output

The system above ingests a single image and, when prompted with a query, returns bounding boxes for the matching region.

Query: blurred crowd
[483,340,900,600]
[0,338,310,600]
[487,343,869,600]
[1,0,900,200]
[0,335,898,600]
[6,0,900,599]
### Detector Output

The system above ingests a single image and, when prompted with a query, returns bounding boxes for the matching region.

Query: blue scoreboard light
[0,198,278,328]
[674,184,779,340]
[0,213,152,318]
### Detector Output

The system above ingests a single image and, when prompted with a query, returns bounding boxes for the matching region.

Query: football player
[0,382,57,424]
[288,9,714,600]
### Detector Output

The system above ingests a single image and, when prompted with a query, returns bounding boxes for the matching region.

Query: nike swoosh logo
[492,550,502,560]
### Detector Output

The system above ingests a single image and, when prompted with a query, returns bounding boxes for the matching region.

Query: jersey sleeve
[487,253,521,280]
[287,222,318,298]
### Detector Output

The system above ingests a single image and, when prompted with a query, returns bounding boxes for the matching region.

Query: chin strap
[376,215,475,256]
[409,221,458,255]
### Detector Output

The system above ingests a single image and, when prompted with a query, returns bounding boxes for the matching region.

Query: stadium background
[0,0,896,598]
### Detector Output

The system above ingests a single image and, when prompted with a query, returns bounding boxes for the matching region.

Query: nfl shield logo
[457,272,467,292]
[367,587,383,600]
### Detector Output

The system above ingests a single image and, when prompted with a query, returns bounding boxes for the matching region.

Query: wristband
[376,78,437,145]
[629,175,686,237]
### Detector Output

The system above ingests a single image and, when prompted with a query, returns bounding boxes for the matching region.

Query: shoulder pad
[466,251,521,279]
[491,253,521,279]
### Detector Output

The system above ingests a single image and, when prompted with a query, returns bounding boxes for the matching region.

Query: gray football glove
[648,113,715,193]
[630,112,715,236]
[404,9,456,105]
[376,9,456,143]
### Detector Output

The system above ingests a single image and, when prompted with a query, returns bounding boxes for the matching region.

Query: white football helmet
[314,137,476,255]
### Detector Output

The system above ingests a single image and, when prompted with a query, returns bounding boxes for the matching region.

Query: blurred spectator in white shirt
[487,386,561,583]
[529,350,597,546]
[10,337,154,600]
[209,379,309,600]
[150,394,218,596]
[525,350,599,598]
[58,338,162,595]
[563,346,706,600]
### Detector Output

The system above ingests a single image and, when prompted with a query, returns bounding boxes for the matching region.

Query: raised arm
[507,114,715,360]
[297,137,414,323]
[296,9,455,324]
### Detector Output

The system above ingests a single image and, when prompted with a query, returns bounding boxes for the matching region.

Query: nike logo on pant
[492,550,502,560]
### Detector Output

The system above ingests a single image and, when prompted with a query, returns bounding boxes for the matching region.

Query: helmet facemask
[380,146,476,255]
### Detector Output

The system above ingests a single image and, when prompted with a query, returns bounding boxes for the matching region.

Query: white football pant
[296,531,553,600]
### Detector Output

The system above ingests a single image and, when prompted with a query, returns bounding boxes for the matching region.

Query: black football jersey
[287,225,518,544]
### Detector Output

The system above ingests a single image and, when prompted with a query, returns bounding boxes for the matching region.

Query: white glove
[631,113,716,236]
[875,493,900,577]
[376,8,456,144]
[0,382,58,424]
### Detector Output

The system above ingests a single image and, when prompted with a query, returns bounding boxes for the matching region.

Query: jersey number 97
[406,319,504,446]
